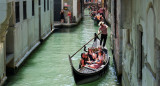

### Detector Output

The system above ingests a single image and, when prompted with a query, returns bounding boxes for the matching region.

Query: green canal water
[6,10,120,86]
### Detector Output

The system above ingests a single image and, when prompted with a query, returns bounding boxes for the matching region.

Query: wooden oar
[70,32,101,58]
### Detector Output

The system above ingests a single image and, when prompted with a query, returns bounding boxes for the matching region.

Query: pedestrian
[67,10,71,23]
[60,9,64,23]
[98,21,108,48]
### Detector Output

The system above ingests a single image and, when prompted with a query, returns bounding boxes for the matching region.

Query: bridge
[83,2,99,8]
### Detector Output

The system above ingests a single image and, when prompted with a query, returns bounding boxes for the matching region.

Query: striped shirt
[99,25,108,34]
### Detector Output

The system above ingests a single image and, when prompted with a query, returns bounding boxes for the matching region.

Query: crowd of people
[89,5,108,49]
[79,46,106,69]
[89,5,105,25]
[79,5,109,69]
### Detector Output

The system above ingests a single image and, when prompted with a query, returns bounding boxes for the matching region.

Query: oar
[70,32,101,58]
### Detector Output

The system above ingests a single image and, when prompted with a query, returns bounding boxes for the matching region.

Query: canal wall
[111,0,160,86]
[0,42,7,86]
[10,0,54,68]
[110,0,122,79]
[0,0,54,85]
[0,1,12,85]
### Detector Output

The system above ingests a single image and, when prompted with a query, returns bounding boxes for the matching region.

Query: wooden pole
[70,32,101,58]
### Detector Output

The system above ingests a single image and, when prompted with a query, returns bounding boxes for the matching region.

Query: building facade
[0,0,13,85]
[110,0,122,79]
[111,0,160,86]
[0,0,54,85]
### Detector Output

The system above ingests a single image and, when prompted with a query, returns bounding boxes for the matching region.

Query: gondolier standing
[98,21,108,48]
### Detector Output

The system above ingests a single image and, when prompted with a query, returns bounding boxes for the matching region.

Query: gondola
[94,18,99,26]
[69,35,110,85]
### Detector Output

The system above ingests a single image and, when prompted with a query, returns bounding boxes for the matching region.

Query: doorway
[6,28,14,65]
[54,0,61,21]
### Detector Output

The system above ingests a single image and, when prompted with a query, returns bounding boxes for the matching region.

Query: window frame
[23,1,27,20]
[44,0,46,12]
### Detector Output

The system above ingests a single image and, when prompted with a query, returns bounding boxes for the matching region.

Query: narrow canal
[6,10,120,86]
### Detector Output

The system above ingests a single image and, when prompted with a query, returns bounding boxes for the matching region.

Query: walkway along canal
[6,10,120,86]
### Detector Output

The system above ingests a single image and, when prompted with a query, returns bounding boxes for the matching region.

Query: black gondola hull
[69,37,110,85]
[72,58,110,85]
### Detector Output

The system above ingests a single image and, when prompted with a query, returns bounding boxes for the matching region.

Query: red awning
[64,5,70,7]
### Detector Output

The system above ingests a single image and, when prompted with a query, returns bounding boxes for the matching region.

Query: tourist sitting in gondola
[97,50,105,64]
[88,48,95,61]
[86,48,97,64]
[88,50,105,69]
[80,46,106,69]
[91,11,97,19]
[88,52,104,69]
[79,53,89,68]
[94,14,103,25]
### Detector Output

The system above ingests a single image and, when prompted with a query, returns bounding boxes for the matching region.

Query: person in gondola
[86,48,97,64]
[98,8,104,18]
[79,53,89,68]
[98,21,108,48]
[97,50,105,64]
[88,48,95,61]
[88,50,105,69]
[96,14,101,23]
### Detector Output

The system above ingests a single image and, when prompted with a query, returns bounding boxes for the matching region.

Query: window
[47,0,49,10]
[32,0,35,16]
[15,2,20,23]
[23,1,27,19]
[39,0,41,5]
[44,0,46,12]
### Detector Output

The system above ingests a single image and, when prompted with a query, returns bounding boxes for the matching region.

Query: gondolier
[98,21,108,48]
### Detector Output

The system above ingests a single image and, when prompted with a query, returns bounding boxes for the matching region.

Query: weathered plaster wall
[73,0,78,21]
[0,0,12,85]
[0,1,7,78]
[77,0,82,22]
[0,0,7,24]
[13,0,53,67]
[40,0,52,38]
[14,0,38,64]
[111,0,122,77]
[110,0,114,50]
[0,0,54,85]
[0,42,5,84]
[120,0,160,86]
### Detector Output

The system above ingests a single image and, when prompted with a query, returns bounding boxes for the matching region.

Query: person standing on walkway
[60,9,64,23]
[68,11,71,23]
[98,21,108,48]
